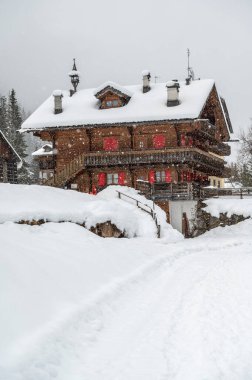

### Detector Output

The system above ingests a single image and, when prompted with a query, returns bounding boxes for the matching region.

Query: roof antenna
[186,48,195,85]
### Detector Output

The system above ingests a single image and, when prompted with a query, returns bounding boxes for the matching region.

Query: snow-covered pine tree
[0,95,8,135]
[238,121,252,186]
[6,89,30,183]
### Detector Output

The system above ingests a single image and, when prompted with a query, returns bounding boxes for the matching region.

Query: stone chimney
[166,80,180,107]
[142,70,151,93]
[53,90,63,114]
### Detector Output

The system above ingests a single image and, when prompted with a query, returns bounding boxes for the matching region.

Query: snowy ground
[1,185,252,380]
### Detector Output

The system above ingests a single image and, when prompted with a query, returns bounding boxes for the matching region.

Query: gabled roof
[32,143,53,156]
[220,97,233,134]
[94,81,133,99]
[21,79,215,131]
[0,130,22,168]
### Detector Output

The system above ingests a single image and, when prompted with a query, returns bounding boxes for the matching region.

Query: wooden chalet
[32,143,54,184]
[21,63,233,218]
[0,130,22,183]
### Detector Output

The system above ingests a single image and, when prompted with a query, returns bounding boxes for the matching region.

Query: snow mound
[204,197,252,218]
[0,184,182,240]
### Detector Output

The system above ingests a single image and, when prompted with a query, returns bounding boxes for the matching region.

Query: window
[139,141,144,149]
[155,171,166,182]
[107,173,119,185]
[213,179,216,187]
[218,180,221,188]
[153,135,165,149]
[105,99,119,108]
[103,137,118,151]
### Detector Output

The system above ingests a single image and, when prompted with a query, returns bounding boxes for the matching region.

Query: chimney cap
[53,90,63,97]
[166,80,180,88]
[142,70,151,77]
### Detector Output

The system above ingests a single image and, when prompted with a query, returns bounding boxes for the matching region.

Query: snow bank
[0,222,171,368]
[204,197,252,218]
[2,219,252,379]
[0,184,181,240]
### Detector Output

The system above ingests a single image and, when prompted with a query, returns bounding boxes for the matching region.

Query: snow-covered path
[4,220,252,380]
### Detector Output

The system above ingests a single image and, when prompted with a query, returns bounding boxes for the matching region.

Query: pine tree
[238,121,252,187]
[6,89,30,183]
[0,95,8,135]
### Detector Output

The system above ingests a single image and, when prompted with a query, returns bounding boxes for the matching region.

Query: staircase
[116,190,161,238]
[44,153,85,187]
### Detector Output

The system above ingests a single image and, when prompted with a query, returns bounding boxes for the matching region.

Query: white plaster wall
[169,200,197,233]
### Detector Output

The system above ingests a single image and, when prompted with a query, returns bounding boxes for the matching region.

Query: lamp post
[69,58,80,95]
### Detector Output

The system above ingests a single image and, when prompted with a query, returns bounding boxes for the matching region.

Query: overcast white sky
[0,0,252,138]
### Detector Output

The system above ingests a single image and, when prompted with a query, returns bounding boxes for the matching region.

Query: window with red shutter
[103,137,118,151]
[165,170,172,183]
[149,170,155,183]
[153,135,165,149]
[188,136,193,147]
[181,134,186,146]
[187,172,191,181]
[118,172,125,185]
[98,172,106,186]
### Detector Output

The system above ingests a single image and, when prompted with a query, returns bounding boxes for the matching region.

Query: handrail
[116,190,161,238]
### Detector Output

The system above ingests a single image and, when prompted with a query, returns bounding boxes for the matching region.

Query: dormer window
[94,81,132,110]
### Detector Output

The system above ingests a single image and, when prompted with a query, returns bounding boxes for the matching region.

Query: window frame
[155,170,166,183]
[107,173,119,185]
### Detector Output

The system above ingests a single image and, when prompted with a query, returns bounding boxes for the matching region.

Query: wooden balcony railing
[44,147,226,188]
[136,180,203,201]
[83,147,225,172]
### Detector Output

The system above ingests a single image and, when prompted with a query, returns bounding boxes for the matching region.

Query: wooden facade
[28,81,232,205]
[0,131,21,183]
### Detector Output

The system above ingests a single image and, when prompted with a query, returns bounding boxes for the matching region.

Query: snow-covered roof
[0,130,22,168]
[32,143,53,156]
[21,79,215,131]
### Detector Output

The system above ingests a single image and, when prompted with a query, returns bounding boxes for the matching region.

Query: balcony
[136,181,202,201]
[187,129,231,156]
[83,147,226,177]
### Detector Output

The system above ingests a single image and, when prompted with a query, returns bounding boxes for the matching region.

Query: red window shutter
[118,172,125,185]
[187,172,191,181]
[103,137,118,151]
[98,172,106,186]
[188,136,193,147]
[181,134,186,146]
[153,135,165,149]
[165,170,172,183]
[149,170,155,183]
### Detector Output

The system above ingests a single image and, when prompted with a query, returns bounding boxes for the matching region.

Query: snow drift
[0,183,181,240]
